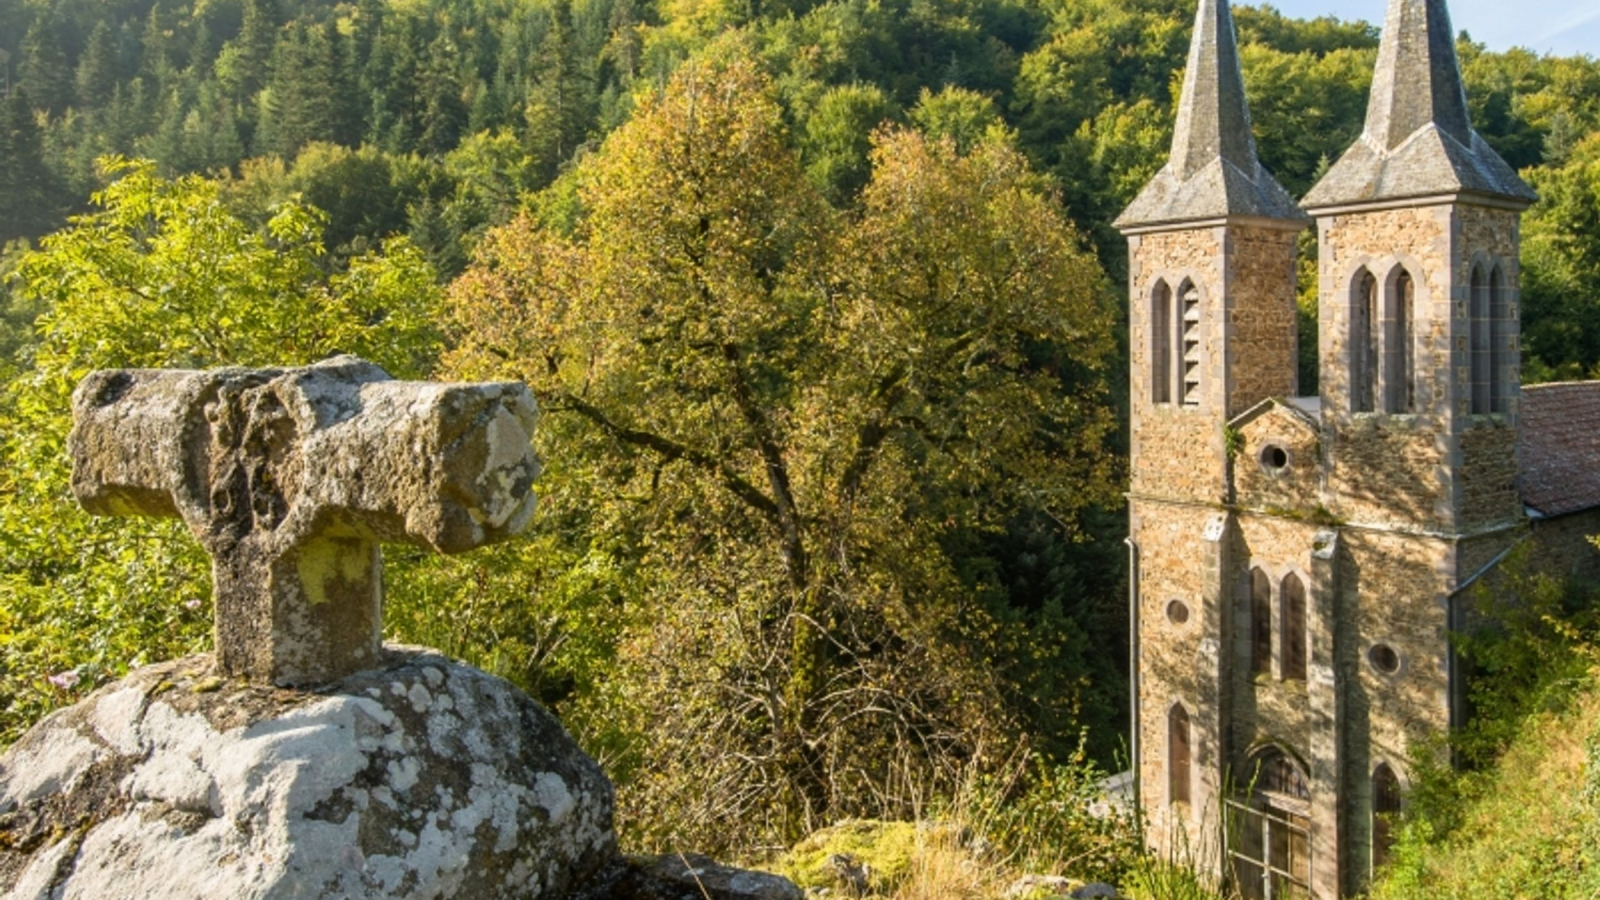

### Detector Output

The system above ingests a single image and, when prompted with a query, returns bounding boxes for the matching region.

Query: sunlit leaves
[446,48,1119,853]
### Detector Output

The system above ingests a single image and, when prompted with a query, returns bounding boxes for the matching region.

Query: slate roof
[1302,0,1536,210]
[1520,381,1600,517]
[1114,0,1307,231]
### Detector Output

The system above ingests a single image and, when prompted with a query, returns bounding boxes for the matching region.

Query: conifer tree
[260,20,338,158]
[139,5,176,89]
[75,22,120,110]
[18,19,72,115]
[417,32,467,156]
[0,88,54,242]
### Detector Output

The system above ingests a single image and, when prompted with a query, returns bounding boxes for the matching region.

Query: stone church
[1114,0,1600,897]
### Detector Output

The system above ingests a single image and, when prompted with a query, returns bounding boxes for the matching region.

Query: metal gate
[1226,799,1312,900]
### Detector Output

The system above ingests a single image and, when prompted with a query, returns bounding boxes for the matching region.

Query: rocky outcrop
[0,648,613,900]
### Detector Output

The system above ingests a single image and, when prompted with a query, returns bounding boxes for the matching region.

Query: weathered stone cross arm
[68,356,541,686]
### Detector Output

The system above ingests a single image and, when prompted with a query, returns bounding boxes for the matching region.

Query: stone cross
[68,356,541,686]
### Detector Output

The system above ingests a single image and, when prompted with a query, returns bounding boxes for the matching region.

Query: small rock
[825,852,871,895]
[1070,883,1121,899]
[1007,873,1074,898]
[612,853,804,900]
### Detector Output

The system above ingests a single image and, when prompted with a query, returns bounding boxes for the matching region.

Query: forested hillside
[4,0,1600,864]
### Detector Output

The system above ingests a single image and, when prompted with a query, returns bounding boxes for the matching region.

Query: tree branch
[551,392,781,522]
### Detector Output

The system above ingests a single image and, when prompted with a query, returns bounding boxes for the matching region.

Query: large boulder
[0,648,614,900]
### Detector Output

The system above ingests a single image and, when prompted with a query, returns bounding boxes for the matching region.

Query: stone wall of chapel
[1325,418,1450,530]
[1455,205,1524,528]
[1225,225,1301,417]
[1129,228,1229,505]
[1337,528,1453,886]
[1133,408,1228,504]
[1133,498,1224,840]
[1233,411,1322,517]
[1318,206,1457,533]
[1459,423,1520,530]
[1317,206,1454,423]
[1227,514,1326,765]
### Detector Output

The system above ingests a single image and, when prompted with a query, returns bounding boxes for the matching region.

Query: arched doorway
[1228,748,1312,899]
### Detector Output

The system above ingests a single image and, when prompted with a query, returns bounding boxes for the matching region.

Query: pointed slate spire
[1115,0,1306,231]
[1303,0,1536,210]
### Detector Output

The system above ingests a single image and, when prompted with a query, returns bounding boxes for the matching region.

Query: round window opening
[1369,643,1401,675]
[1260,444,1289,471]
[1167,600,1190,625]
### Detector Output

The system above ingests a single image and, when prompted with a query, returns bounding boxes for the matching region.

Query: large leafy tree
[446,46,1119,850]
[0,159,443,743]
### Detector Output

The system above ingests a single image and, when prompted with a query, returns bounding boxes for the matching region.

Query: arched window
[1169,703,1192,806]
[1179,280,1202,407]
[1251,568,1272,676]
[1490,265,1509,415]
[1372,763,1402,873]
[1231,749,1312,899]
[1470,264,1490,415]
[1384,268,1415,414]
[1351,269,1378,413]
[1152,280,1172,405]
[1280,573,1307,682]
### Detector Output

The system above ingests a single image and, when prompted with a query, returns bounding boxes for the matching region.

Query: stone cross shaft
[68,356,540,686]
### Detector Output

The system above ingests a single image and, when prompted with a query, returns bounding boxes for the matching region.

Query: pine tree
[18,19,72,115]
[75,22,120,110]
[417,32,467,156]
[0,88,55,241]
[226,0,279,106]
[259,21,338,159]
[139,5,175,89]
[324,17,362,148]
[521,1,593,183]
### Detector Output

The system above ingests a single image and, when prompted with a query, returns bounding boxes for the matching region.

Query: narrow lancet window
[1470,265,1490,415]
[1169,703,1192,805]
[1280,572,1306,682]
[1152,281,1173,405]
[1384,269,1415,414]
[1352,270,1378,413]
[1372,763,1402,873]
[1251,568,1272,676]
[1490,266,1509,415]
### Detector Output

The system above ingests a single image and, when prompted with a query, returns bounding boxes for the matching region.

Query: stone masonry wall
[1317,205,1453,421]
[1454,205,1523,528]
[1225,225,1302,417]
[1318,205,1454,532]
[1338,527,1453,884]
[1459,423,1519,530]
[1228,514,1326,762]
[1233,407,1322,517]
[1133,498,1225,848]
[1326,417,1450,530]
[1129,227,1229,505]
[1527,510,1600,583]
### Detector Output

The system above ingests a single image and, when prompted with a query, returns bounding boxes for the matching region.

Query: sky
[1257,0,1600,57]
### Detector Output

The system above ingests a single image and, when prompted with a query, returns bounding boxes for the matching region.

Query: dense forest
[3,0,1600,874]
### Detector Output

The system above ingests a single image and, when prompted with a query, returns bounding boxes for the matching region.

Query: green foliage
[1523,134,1600,382]
[776,819,926,893]
[961,743,1140,885]
[1369,551,1600,899]
[0,158,443,743]
[446,46,1120,853]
